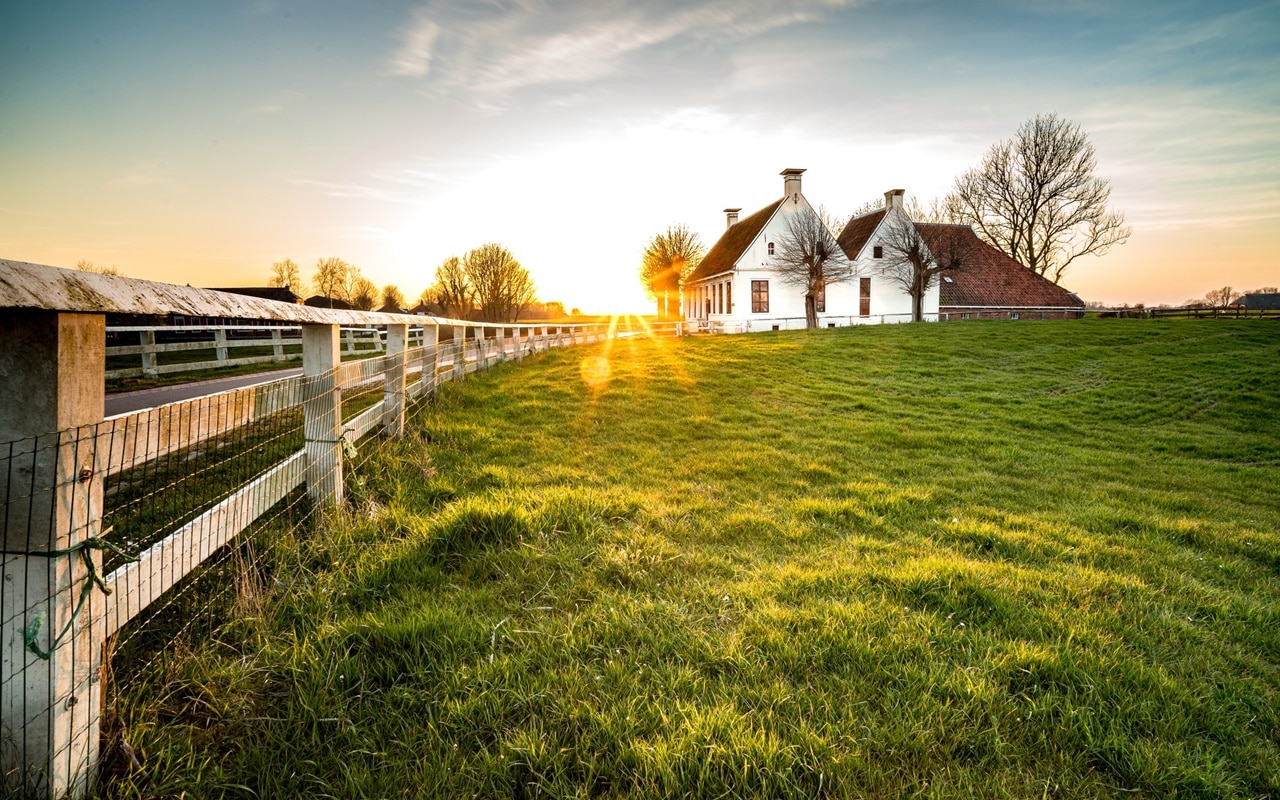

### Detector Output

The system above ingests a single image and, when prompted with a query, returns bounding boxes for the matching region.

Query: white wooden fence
[0,259,672,798]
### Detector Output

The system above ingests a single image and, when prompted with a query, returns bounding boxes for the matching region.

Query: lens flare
[579,355,611,389]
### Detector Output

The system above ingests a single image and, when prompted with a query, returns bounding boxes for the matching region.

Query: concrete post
[0,311,107,798]
[495,327,506,361]
[451,326,465,381]
[474,327,486,370]
[271,328,285,362]
[382,324,407,438]
[302,324,342,506]
[213,328,228,363]
[139,330,158,376]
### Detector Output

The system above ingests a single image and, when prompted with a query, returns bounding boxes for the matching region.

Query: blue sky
[2,0,1277,310]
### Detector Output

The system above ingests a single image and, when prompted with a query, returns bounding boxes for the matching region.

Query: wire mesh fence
[2,314,653,797]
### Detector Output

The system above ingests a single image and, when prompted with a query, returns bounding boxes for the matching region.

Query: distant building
[1229,292,1280,310]
[209,286,301,304]
[684,169,1084,325]
[304,295,355,310]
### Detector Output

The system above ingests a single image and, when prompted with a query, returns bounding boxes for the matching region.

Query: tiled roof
[836,209,887,259]
[686,199,784,284]
[923,225,1084,308]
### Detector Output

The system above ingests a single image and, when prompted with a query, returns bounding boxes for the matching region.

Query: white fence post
[213,328,228,363]
[496,327,506,360]
[139,329,158,376]
[420,324,439,396]
[271,328,285,362]
[302,324,342,506]
[1,310,107,798]
[452,326,465,381]
[382,324,407,437]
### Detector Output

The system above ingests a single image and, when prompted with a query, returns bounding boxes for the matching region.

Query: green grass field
[104,320,1280,799]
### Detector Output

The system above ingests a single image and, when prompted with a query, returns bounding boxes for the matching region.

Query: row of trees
[267,245,538,321]
[1190,285,1278,309]
[419,244,537,322]
[640,113,1132,327]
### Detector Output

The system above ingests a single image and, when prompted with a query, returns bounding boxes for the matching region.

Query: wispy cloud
[390,0,866,93]
[391,10,441,77]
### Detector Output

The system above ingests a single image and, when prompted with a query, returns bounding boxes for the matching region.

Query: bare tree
[313,257,350,301]
[464,243,537,322]
[430,256,473,319]
[381,284,406,310]
[874,220,979,322]
[1203,286,1235,308]
[269,258,302,293]
[640,224,705,319]
[772,207,853,329]
[946,113,1131,284]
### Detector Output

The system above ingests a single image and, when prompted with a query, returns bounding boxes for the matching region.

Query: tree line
[641,113,1134,326]
[268,243,539,323]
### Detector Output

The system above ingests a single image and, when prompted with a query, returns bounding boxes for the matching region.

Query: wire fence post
[1,310,107,798]
[302,324,342,506]
[382,324,407,438]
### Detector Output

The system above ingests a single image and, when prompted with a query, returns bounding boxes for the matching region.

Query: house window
[815,284,825,313]
[768,242,775,256]
[1008,311,1020,320]
[859,277,871,317]
[752,280,769,313]
[725,282,732,313]
[717,284,724,314]
[873,245,883,259]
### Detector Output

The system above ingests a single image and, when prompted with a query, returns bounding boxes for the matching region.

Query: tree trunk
[913,290,923,322]
[805,293,817,329]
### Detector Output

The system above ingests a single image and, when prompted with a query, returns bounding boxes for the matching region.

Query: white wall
[684,197,938,325]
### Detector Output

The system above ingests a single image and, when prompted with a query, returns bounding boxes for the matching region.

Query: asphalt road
[104,363,431,417]
[105,367,303,417]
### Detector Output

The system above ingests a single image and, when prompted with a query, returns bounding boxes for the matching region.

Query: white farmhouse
[683,169,937,328]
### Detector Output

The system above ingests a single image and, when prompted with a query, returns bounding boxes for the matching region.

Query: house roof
[923,225,1084,308]
[304,295,355,310]
[210,286,300,303]
[1230,292,1280,310]
[687,199,785,284]
[836,209,888,259]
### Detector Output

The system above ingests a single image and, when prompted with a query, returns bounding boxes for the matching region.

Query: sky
[1,0,1277,313]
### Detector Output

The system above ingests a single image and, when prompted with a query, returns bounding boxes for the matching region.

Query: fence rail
[1,259,690,797]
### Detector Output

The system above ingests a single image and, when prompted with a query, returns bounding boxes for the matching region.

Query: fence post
[452,326,465,381]
[271,328,285,362]
[420,324,439,396]
[496,327,506,360]
[382,324,407,438]
[139,329,158,376]
[1,310,107,798]
[214,328,228,363]
[302,324,342,506]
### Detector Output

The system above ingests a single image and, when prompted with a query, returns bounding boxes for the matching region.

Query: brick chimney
[724,208,741,229]
[781,168,805,201]
[884,188,905,210]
